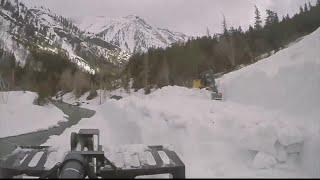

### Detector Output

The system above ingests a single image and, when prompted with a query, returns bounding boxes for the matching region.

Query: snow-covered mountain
[75,15,188,54]
[0,0,130,74]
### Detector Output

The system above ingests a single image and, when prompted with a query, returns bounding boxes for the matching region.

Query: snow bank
[218,27,320,176]
[0,91,66,138]
[218,27,320,118]
[252,152,277,169]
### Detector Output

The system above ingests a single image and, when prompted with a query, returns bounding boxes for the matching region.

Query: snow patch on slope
[0,16,30,66]
[61,40,95,74]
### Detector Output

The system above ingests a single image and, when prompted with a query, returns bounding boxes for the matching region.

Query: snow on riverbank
[0,91,66,138]
[43,27,320,177]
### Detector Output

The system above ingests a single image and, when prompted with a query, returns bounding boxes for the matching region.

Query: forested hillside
[125,1,320,91]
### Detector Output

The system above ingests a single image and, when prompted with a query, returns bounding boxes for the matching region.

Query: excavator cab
[193,70,222,100]
[192,79,205,89]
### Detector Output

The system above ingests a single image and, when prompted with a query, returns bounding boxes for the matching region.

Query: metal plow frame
[0,129,185,179]
[0,146,52,178]
[211,92,223,101]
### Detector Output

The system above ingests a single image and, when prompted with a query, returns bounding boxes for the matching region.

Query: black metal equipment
[0,129,185,179]
[200,70,223,101]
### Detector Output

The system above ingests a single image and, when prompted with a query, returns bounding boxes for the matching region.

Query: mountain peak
[76,15,188,54]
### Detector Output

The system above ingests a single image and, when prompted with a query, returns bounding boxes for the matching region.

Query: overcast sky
[24,0,316,36]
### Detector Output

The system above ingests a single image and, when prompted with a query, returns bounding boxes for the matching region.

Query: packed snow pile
[218,27,320,117]
[0,91,66,138]
[44,87,305,177]
[43,27,320,178]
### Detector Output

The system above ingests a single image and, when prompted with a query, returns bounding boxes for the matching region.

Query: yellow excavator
[192,79,205,89]
[193,70,222,100]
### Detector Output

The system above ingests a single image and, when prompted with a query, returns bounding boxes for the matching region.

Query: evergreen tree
[304,3,309,12]
[222,15,228,35]
[308,1,313,9]
[254,5,262,30]
[248,25,254,32]
[300,6,304,14]
[4,1,12,11]
[285,14,290,20]
[266,10,279,26]
[157,56,170,87]
[143,54,150,94]
[206,27,211,37]
[265,10,273,26]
